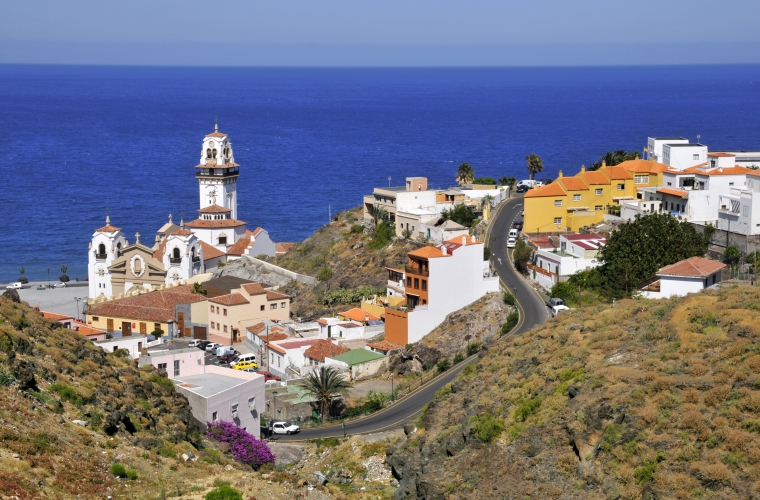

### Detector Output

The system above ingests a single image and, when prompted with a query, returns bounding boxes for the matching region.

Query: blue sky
[1,0,759,66]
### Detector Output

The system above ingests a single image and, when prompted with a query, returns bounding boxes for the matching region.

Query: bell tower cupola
[196,123,239,219]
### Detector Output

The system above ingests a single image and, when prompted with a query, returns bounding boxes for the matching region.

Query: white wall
[664,144,707,170]
[660,275,710,298]
[246,229,277,258]
[647,137,689,163]
[89,229,127,299]
[138,348,205,379]
[95,335,159,359]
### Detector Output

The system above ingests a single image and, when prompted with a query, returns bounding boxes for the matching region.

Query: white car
[506,237,516,248]
[5,282,22,290]
[551,305,571,317]
[205,342,219,352]
[188,340,202,347]
[53,282,67,288]
[272,421,300,435]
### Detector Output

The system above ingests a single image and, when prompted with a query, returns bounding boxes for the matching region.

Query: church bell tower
[196,124,239,219]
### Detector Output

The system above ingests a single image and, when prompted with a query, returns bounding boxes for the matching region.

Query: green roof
[329,349,385,367]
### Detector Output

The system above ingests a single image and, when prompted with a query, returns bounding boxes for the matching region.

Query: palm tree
[456,163,475,186]
[526,154,543,180]
[590,150,640,171]
[305,366,351,420]
[191,282,207,295]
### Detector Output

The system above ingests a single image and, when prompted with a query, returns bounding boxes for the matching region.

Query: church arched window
[116,242,121,257]
[172,247,181,262]
[97,243,106,257]
[206,148,212,158]
[212,149,217,159]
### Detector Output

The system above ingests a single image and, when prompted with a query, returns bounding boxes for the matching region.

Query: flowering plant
[206,421,275,470]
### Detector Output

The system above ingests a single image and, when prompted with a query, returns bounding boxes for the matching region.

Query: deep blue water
[2,64,760,283]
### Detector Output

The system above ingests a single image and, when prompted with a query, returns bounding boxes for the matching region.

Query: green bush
[514,396,542,422]
[150,374,175,391]
[472,177,497,185]
[453,352,465,363]
[435,384,452,399]
[204,484,243,500]
[126,468,138,480]
[466,341,482,356]
[0,369,15,386]
[501,311,519,336]
[350,224,364,234]
[158,445,178,458]
[468,413,504,443]
[436,358,451,372]
[317,267,333,282]
[49,383,83,407]
[110,463,127,478]
[502,291,515,305]
[112,348,130,358]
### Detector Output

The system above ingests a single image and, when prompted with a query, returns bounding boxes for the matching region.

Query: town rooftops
[41,311,73,321]
[184,218,246,229]
[275,242,296,256]
[95,216,121,233]
[174,373,256,399]
[657,188,689,198]
[408,246,448,259]
[579,171,610,185]
[304,340,350,362]
[197,204,232,214]
[367,340,403,352]
[666,143,705,147]
[694,166,751,176]
[87,285,206,322]
[328,348,385,367]
[657,257,726,278]
[338,308,380,323]
[241,283,267,295]
[247,321,289,340]
[202,276,253,298]
[72,324,106,336]
[707,153,736,158]
[268,339,320,355]
[199,241,225,260]
[266,290,290,301]
[524,183,567,198]
[618,159,670,173]
[559,177,588,191]
[208,293,250,306]
[442,235,480,246]
[226,236,252,256]
[606,166,633,180]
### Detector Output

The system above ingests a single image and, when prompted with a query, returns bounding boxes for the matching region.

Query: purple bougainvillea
[206,421,276,470]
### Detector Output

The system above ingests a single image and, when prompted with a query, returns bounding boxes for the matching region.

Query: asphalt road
[276,196,549,441]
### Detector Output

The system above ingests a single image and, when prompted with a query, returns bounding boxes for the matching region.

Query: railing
[405,266,429,277]
[169,257,182,264]
[94,253,107,259]
[192,256,200,263]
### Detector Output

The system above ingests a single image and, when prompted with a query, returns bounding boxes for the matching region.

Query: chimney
[462,236,467,245]
[441,245,447,255]
[580,165,585,173]
[558,170,563,178]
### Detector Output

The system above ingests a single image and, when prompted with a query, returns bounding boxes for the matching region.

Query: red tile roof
[338,308,380,322]
[266,290,290,301]
[707,153,736,157]
[580,171,610,185]
[442,235,480,246]
[559,177,588,191]
[657,188,689,198]
[208,293,250,306]
[695,166,750,176]
[226,237,251,256]
[95,224,121,233]
[153,240,167,261]
[657,257,726,278]
[199,241,225,260]
[304,340,350,362]
[248,227,263,238]
[274,339,320,351]
[408,246,448,259]
[242,283,267,295]
[205,130,227,137]
[73,324,106,336]
[618,159,669,173]
[275,242,296,256]
[524,182,566,198]
[367,340,402,351]
[173,228,195,236]
[198,204,232,214]
[41,311,73,321]
[87,285,206,322]
[184,218,246,229]
[605,166,633,180]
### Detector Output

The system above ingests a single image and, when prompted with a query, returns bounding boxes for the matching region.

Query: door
[122,322,132,336]
[193,326,207,340]
[139,322,147,335]
[106,319,114,333]
[177,312,185,337]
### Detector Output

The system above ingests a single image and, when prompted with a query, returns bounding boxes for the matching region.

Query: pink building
[174,366,266,437]
[138,343,206,379]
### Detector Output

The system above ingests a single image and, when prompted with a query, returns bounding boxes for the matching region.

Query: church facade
[88,126,277,301]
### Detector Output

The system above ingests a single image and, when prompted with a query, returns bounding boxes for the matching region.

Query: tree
[472,177,496,185]
[525,153,543,180]
[550,281,578,306]
[191,282,207,295]
[456,163,475,186]
[499,176,517,197]
[305,366,351,420]
[590,150,640,171]
[480,194,494,209]
[512,238,532,273]
[317,266,333,282]
[441,204,476,227]
[597,213,710,295]
[19,267,25,277]
[723,246,741,268]
[151,328,165,340]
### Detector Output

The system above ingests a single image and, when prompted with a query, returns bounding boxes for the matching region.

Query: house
[367,340,403,355]
[384,235,500,345]
[303,340,350,370]
[363,177,441,236]
[94,335,161,359]
[316,316,385,341]
[717,169,760,235]
[264,382,320,423]
[419,218,470,244]
[641,257,726,299]
[40,311,74,328]
[71,321,107,341]
[138,342,206,379]
[205,282,291,343]
[86,284,207,339]
[325,349,388,381]
[264,339,321,380]
[531,233,606,291]
[174,365,265,437]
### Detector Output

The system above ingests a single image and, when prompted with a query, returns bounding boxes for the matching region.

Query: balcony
[192,256,200,263]
[195,168,239,178]
[405,266,429,277]
[94,253,107,260]
[169,257,182,264]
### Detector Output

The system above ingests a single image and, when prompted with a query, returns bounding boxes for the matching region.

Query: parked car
[205,342,220,352]
[6,282,22,290]
[36,285,45,290]
[272,421,300,435]
[546,297,565,308]
[218,353,239,364]
[188,340,202,348]
[233,360,259,371]
[195,340,210,350]
[52,282,67,288]
[18,277,28,284]
[216,346,238,357]
[539,178,553,185]
[551,304,571,317]
[512,220,524,231]
[506,237,516,248]
[257,371,281,382]
[230,353,256,367]
[515,184,529,193]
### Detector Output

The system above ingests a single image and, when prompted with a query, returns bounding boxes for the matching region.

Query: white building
[266,339,321,380]
[94,335,163,360]
[532,234,606,291]
[717,170,760,235]
[88,217,128,299]
[663,143,708,170]
[646,137,689,164]
[641,257,726,299]
[384,235,500,345]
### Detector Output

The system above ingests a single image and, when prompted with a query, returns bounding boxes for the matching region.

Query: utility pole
[74,297,81,321]
[266,324,269,371]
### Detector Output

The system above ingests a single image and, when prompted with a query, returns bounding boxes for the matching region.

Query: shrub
[514,396,542,422]
[0,369,15,386]
[436,358,451,372]
[453,352,465,363]
[149,374,175,391]
[472,177,497,185]
[204,484,243,500]
[109,463,127,478]
[49,383,83,407]
[317,267,333,282]
[468,413,504,443]
[502,291,515,305]
[207,421,275,470]
[501,312,519,336]
[350,224,364,234]
[435,384,452,399]
[126,469,137,480]
[466,341,482,356]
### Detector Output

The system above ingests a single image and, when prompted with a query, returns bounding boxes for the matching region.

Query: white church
[88,125,277,300]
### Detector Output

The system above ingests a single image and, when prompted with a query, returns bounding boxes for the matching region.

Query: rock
[567,385,580,398]
[224,464,233,471]
[313,471,327,485]
[72,419,88,426]
[12,453,20,459]
[186,451,195,461]
[261,473,271,479]
[390,478,399,487]
[181,453,190,462]
[2,289,20,303]
[403,424,414,436]
[297,478,308,487]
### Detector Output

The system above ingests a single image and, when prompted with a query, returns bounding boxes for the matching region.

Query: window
[406,277,412,287]
[92,316,99,322]
[212,411,218,422]
[743,206,749,217]
[634,175,649,184]
[260,305,265,311]
[277,356,281,367]
[617,183,624,191]
[271,353,274,364]
[693,154,700,160]
[422,280,427,291]
[414,278,419,289]
[216,307,220,314]
[281,302,286,308]
[554,200,562,207]
[595,205,603,211]
[224,325,228,333]
[218,236,227,245]
[210,305,214,312]
[217,323,221,331]
[157,363,167,371]
[595,189,602,196]
[174,360,180,377]
[223,308,227,316]
[729,182,734,187]
[270,303,277,310]
[554,217,562,224]
[211,321,215,329]
[571,194,580,201]
[231,403,239,418]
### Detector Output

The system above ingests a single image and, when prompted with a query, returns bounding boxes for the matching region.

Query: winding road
[278,195,549,440]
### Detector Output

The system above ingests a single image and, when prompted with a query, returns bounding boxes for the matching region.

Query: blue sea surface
[1,64,759,283]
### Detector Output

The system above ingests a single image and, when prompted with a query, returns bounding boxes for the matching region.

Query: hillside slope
[388,286,760,499]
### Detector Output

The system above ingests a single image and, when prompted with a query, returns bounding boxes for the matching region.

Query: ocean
[1,64,759,283]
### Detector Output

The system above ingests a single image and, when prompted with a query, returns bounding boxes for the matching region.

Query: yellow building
[524,159,668,233]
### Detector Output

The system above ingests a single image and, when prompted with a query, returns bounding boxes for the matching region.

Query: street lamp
[74,297,81,321]
[390,373,394,402]
[47,268,50,289]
